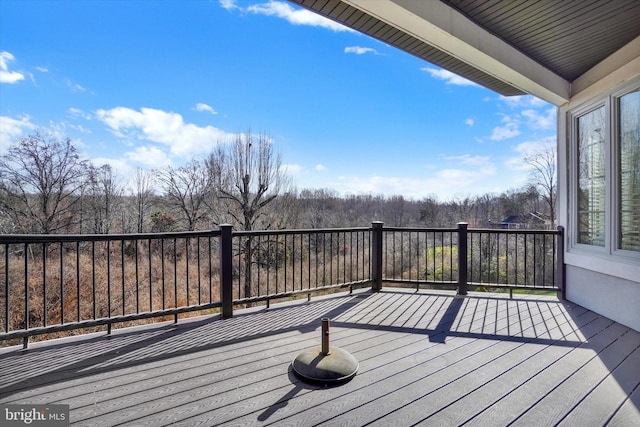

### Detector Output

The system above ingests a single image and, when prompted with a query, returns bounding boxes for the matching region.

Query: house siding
[566,265,640,332]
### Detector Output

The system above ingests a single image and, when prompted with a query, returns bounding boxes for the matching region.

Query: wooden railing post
[219,224,233,318]
[371,221,384,292]
[556,225,566,300]
[457,222,468,296]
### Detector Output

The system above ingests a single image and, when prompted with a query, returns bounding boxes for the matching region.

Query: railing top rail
[232,226,371,237]
[382,226,458,232]
[0,229,222,244]
[468,228,561,235]
[0,226,561,244]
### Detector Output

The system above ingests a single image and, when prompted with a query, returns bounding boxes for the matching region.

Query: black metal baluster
[173,238,177,309]
[135,239,139,313]
[107,240,111,319]
[92,241,96,320]
[24,243,29,332]
[121,240,125,316]
[186,237,190,307]
[42,243,47,327]
[4,243,8,333]
[60,242,64,325]
[161,238,165,310]
[148,239,152,310]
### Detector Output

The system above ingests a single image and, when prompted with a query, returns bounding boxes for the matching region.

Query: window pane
[619,89,640,251]
[578,106,606,246]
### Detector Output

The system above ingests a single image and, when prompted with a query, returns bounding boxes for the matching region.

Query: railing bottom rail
[233,280,372,308]
[1,301,223,342]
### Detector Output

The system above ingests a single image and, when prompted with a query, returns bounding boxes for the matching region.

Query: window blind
[619,89,640,251]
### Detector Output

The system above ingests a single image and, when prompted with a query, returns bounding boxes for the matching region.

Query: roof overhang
[291,0,640,107]
[344,0,570,105]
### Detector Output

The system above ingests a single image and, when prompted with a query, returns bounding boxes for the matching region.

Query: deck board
[557,343,640,426]
[607,386,640,426]
[1,288,638,426]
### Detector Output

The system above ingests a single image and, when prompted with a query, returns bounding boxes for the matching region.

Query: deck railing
[0,222,563,346]
[379,223,563,294]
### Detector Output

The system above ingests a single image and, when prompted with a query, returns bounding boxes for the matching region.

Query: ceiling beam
[343,0,571,106]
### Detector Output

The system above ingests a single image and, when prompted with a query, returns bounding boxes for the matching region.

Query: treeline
[0,132,554,235]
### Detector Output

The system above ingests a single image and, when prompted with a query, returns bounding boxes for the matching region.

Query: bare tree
[134,168,154,233]
[299,188,340,228]
[420,195,442,226]
[207,130,291,300]
[86,164,123,234]
[157,159,212,231]
[384,195,406,226]
[208,131,290,231]
[0,132,89,233]
[449,195,474,223]
[524,145,557,228]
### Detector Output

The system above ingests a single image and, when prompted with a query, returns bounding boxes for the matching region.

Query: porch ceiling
[289,0,640,106]
[443,0,640,82]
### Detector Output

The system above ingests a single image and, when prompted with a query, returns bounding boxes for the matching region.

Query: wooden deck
[1,288,639,426]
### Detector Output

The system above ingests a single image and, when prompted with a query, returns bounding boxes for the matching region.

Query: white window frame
[612,84,640,257]
[568,78,640,265]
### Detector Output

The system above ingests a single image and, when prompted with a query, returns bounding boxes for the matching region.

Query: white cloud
[490,114,521,141]
[330,163,497,200]
[421,67,479,87]
[513,137,556,156]
[219,0,238,11]
[522,107,555,130]
[490,123,520,141]
[344,46,379,55]
[0,51,25,84]
[0,115,35,152]
[66,79,86,92]
[246,1,352,32]
[444,154,492,168]
[35,66,49,73]
[68,107,93,120]
[66,123,92,134]
[465,118,474,126]
[528,97,548,108]
[281,163,302,175]
[90,157,132,180]
[498,95,549,109]
[279,163,327,178]
[436,166,496,185]
[125,145,173,168]
[95,106,236,158]
[498,95,525,107]
[194,102,218,114]
[505,136,556,171]
[326,156,496,199]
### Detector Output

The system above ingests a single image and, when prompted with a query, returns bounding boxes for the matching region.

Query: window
[619,89,640,251]
[577,106,606,246]
[572,82,640,255]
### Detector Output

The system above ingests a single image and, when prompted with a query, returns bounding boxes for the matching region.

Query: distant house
[500,213,549,229]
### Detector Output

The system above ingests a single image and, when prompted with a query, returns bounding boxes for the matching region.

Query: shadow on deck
[1,288,638,426]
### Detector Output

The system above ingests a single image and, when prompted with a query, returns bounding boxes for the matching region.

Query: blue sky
[0,0,556,200]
